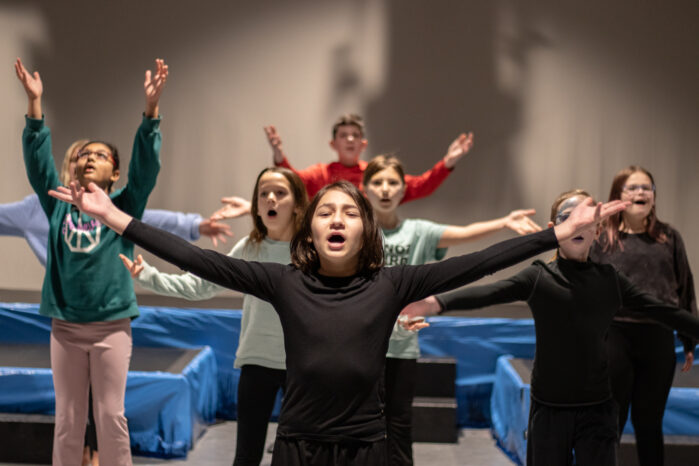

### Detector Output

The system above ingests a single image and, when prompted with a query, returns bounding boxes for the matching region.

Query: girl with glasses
[589,166,697,466]
[15,57,168,466]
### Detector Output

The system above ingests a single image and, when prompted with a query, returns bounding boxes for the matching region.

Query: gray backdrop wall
[1,0,698,296]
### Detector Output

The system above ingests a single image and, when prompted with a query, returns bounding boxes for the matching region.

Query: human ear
[110,168,121,184]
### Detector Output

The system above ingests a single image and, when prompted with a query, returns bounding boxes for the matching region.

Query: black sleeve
[435,265,539,312]
[672,231,698,353]
[388,228,557,307]
[617,271,699,342]
[122,219,282,303]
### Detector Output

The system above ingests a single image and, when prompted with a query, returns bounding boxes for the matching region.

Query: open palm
[14,58,43,99]
[49,182,112,218]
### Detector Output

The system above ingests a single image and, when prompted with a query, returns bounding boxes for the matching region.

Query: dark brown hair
[332,114,365,139]
[291,180,383,275]
[249,167,308,244]
[602,165,667,252]
[362,154,405,187]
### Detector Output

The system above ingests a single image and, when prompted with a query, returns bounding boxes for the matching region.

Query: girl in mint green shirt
[362,155,542,466]
[122,167,308,465]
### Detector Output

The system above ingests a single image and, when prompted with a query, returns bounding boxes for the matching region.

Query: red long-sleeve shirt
[276,157,452,203]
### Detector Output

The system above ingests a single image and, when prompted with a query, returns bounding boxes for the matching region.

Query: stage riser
[412,397,458,443]
[0,414,53,463]
[414,357,457,398]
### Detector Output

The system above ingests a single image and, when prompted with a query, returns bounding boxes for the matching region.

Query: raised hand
[504,209,543,235]
[264,125,285,164]
[144,58,169,118]
[210,196,252,221]
[14,58,43,118]
[119,253,144,278]
[397,315,430,332]
[198,218,233,246]
[443,132,474,169]
[48,181,132,234]
[553,198,630,242]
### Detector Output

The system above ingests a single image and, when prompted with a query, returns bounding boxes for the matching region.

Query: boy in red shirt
[264,114,473,202]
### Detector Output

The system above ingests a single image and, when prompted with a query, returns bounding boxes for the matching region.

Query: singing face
[256,171,299,235]
[364,167,405,215]
[75,142,119,190]
[552,196,600,260]
[310,188,365,273]
[329,124,367,166]
[620,171,655,222]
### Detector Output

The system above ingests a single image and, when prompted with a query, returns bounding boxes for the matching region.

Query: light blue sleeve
[134,238,246,300]
[0,194,50,266]
[142,209,203,241]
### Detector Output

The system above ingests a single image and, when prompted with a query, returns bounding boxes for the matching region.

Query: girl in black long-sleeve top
[402,190,699,466]
[49,180,626,466]
[589,166,697,466]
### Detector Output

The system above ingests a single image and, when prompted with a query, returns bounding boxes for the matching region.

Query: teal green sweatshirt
[22,115,161,322]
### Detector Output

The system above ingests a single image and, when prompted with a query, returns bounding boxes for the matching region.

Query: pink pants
[50,318,132,466]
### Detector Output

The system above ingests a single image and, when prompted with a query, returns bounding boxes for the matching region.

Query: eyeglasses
[77,150,115,165]
[622,184,655,193]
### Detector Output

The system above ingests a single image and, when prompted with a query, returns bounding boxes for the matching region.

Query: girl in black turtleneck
[590,166,697,466]
[402,189,699,466]
[47,179,627,466]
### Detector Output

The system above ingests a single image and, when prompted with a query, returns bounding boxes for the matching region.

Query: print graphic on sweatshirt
[62,213,102,253]
[384,243,411,266]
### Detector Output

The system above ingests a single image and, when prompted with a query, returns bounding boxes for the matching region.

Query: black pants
[233,364,286,466]
[526,398,618,466]
[384,357,417,466]
[607,322,676,466]
[272,437,387,466]
[85,388,98,452]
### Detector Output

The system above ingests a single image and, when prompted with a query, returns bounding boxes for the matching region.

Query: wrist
[443,155,456,169]
[145,102,159,119]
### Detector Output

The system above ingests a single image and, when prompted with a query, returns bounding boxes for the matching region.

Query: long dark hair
[602,165,667,252]
[249,167,308,244]
[290,181,383,274]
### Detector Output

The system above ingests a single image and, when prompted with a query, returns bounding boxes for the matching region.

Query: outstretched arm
[392,198,629,306]
[400,267,537,319]
[14,58,42,119]
[437,209,542,248]
[120,253,227,300]
[49,182,281,301]
[210,196,252,221]
[401,133,474,204]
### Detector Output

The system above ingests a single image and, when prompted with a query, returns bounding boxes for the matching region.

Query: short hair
[602,165,667,251]
[362,154,405,187]
[60,139,90,186]
[291,180,383,275]
[332,114,365,139]
[249,167,309,244]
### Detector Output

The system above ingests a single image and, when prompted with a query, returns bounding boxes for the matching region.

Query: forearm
[122,219,276,298]
[401,160,450,204]
[142,209,202,241]
[438,217,507,248]
[27,97,41,119]
[396,228,555,304]
[136,261,223,300]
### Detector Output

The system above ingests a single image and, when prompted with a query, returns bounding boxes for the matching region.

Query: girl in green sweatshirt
[15,57,168,466]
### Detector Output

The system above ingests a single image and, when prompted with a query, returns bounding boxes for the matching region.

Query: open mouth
[327,232,346,250]
[571,235,584,242]
[380,198,392,205]
[633,200,647,205]
[267,209,278,218]
[84,164,96,174]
